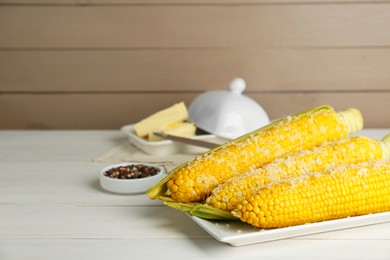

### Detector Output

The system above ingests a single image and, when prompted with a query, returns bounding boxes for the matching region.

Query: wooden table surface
[1,129,390,260]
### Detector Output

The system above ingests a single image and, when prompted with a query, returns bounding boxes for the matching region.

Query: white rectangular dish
[189,211,390,246]
[121,124,226,155]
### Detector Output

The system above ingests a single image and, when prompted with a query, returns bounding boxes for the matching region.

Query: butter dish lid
[188,78,270,139]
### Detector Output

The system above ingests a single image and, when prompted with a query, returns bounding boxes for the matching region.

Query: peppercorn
[104,164,160,179]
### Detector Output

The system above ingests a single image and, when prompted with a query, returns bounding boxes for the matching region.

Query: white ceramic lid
[188,78,270,139]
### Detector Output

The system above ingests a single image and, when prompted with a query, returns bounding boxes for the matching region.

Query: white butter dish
[121,124,226,155]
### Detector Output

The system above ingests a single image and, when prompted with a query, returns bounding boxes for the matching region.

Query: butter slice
[148,122,196,141]
[134,102,189,138]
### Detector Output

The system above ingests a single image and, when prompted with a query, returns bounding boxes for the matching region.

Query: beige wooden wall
[1,0,389,129]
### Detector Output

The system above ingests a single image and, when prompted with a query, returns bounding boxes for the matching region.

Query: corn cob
[147,105,363,203]
[205,134,390,212]
[233,160,390,229]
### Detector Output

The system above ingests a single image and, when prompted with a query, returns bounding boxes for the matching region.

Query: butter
[134,102,189,138]
[148,122,196,141]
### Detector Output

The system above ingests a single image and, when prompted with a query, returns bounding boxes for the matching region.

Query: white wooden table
[1,130,390,260]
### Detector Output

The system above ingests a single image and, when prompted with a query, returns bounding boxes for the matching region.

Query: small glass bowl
[99,162,166,194]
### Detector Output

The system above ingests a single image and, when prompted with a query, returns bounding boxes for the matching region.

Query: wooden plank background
[1,0,389,129]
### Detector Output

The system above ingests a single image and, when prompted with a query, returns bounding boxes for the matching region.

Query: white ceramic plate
[189,211,390,246]
[121,124,226,155]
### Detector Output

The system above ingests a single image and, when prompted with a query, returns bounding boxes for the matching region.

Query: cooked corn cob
[147,105,363,203]
[233,160,390,228]
[205,134,390,212]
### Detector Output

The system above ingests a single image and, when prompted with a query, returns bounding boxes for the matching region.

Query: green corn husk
[164,202,238,221]
[163,202,198,213]
[189,204,238,220]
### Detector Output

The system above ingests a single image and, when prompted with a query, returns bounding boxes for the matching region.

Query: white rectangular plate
[189,211,390,246]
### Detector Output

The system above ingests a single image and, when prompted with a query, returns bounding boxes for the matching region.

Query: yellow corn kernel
[147,106,363,203]
[206,135,390,212]
[233,160,390,228]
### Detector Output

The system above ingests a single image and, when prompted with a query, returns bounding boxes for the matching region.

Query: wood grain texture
[0,0,386,5]
[1,4,390,48]
[2,49,390,92]
[1,130,390,260]
[1,92,389,129]
[1,238,390,260]
[1,2,389,129]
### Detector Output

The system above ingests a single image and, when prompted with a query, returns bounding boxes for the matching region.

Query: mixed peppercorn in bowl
[100,162,166,194]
